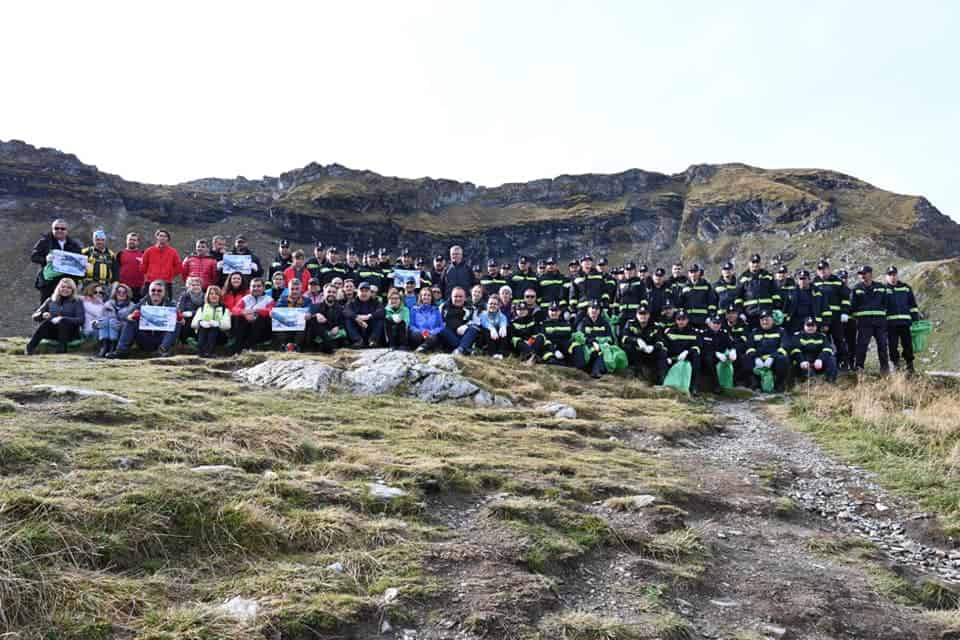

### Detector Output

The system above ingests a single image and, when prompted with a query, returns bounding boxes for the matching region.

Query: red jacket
[142,245,182,284]
[223,289,249,316]
[117,249,145,290]
[232,293,275,318]
[182,254,219,290]
[283,265,311,290]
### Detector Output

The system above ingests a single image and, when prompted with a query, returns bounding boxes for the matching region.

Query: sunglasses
[54,227,67,231]
[94,290,105,295]
[524,294,536,298]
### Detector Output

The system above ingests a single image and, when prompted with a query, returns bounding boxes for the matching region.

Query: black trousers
[823,314,849,365]
[234,315,272,351]
[27,319,81,352]
[656,351,701,388]
[844,318,858,368]
[385,320,408,348]
[623,345,660,384]
[855,319,888,371]
[196,326,228,354]
[887,323,914,368]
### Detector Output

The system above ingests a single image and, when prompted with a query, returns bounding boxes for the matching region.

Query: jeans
[116,320,179,354]
[98,317,124,341]
[347,316,385,346]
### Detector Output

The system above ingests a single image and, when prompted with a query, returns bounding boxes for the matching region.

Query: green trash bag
[663,360,693,394]
[910,320,932,354]
[772,309,785,326]
[753,366,776,393]
[601,343,629,372]
[716,360,735,390]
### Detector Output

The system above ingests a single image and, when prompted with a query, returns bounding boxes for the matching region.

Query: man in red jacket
[116,232,145,301]
[141,229,181,300]
[181,238,218,291]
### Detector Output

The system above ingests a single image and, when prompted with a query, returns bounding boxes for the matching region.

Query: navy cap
[405,277,416,284]
[548,301,561,311]
[817,259,830,269]
[588,299,601,309]
[500,263,512,269]
[706,315,722,325]
[568,260,578,267]
[358,281,371,289]
[346,247,357,255]
[797,270,811,279]
[689,263,703,273]
[804,316,817,326]
[725,305,738,314]
[378,247,389,256]
[750,253,762,263]
[472,264,481,271]
[487,258,497,266]
[638,264,649,272]
[518,255,529,263]
[837,269,848,278]
[675,310,689,320]
[654,267,666,277]
[598,257,609,266]
[662,300,674,309]
[580,254,594,262]
[722,261,734,270]
[415,257,426,265]
[858,265,873,274]
[886,265,898,275]
[434,254,445,261]
[636,305,650,315]
[315,240,324,248]
[537,259,547,267]
[625,261,637,270]
[279,239,290,247]
[545,257,556,264]
[777,265,788,274]
[400,248,411,256]
[759,310,772,319]
[327,246,338,253]
[308,277,321,285]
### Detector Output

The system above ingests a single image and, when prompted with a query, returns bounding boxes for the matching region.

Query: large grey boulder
[234,360,341,392]
[410,372,479,403]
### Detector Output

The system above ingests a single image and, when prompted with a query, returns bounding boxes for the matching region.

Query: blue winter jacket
[410,303,444,336]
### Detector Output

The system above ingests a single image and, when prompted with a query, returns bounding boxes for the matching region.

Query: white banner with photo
[222,254,253,275]
[393,268,420,289]
[271,307,308,332]
[138,305,178,332]
[51,250,87,276]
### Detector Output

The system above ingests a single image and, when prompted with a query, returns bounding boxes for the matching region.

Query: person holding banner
[220,235,263,288]
[271,278,311,352]
[31,219,84,303]
[141,229,181,300]
[106,280,181,358]
[25,277,85,355]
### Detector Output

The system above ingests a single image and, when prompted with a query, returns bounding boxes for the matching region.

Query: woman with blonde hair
[25,277,85,355]
[192,285,231,357]
[98,283,134,357]
[80,282,107,340]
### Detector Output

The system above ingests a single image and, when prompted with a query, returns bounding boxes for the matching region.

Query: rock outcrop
[234,351,512,406]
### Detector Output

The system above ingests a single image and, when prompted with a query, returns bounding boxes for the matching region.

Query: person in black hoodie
[309,284,346,353]
[25,277,85,354]
[344,281,385,347]
[31,219,84,303]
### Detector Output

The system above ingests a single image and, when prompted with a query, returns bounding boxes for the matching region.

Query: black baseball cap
[487,258,497,266]
[797,270,811,279]
[358,281,371,289]
[817,259,830,269]
[434,254,445,261]
[308,277,321,285]
[777,265,788,274]
[662,300,674,309]
[405,277,416,284]
[588,300,601,309]
[517,255,529,263]
[654,267,666,277]
[625,261,637,270]
[886,266,898,275]
[688,263,703,273]
[327,246,339,253]
[514,301,529,311]
[675,310,689,320]
[837,269,848,279]
[545,257,556,265]
[472,264,481,272]
[400,248,411,256]
[857,265,873,274]
[235,234,247,242]
[346,247,357,255]
[548,301,561,311]
[580,254,594,262]
[378,247,389,256]
[568,260,578,267]
[804,316,817,326]
[637,305,650,315]
[759,310,772,319]
[722,261,734,270]
[598,257,608,266]
[725,305,738,314]
[415,258,426,266]
[750,254,762,263]
[279,239,290,247]
[706,315,722,325]
[537,259,547,268]
[315,240,324,248]
[638,264,649,272]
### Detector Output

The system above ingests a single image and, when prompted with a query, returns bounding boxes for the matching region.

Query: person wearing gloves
[722,305,750,386]
[472,295,510,358]
[97,283,135,357]
[344,281,385,348]
[884,266,920,373]
[813,259,851,369]
[790,316,837,383]
[735,254,779,328]
[699,315,736,393]
[176,276,205,344]
[541,302,574,365]
[785,270,824,333]
[655,310,702,392]
[508,301,546,364]
[745,310,790,392]
[620,304,661,384]
[106,280,181,358]
[383,288,411,348]
[408,287,445,353]
[573,300,615,378]
[25,277,85,355]
[192,285,231,357]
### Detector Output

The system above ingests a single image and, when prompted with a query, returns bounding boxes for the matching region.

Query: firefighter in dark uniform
[615,262,647,331]
[813,259,851,369]
[480,259,506,299]
[838,270,857,370]
[745,310,790,392]
[790,316,837,383]
[850,265,890,372]
[319,247,347,286]
[668,263,688,302]
[570,255,607,320]
[621,303,660,383]
[657,301,677,332]
[377,248,394,291]
[884,266,920,373]
[676,264,718,328]
[269,240,293,278]
[774,265,796,311]
[510,256,539,305]
[646,267,673,323]
[714,261,739,311]
[343,248,362,282]
[509,302,546,363]
[785,270,825,333]
[722,305,748,385]
[305,241,326,282]
[699,315,735,393]
[357,252,385,298]
[655,310,701,393]
[573,300,615,378]
[735,254,779,328]
[541,302,574,365]
[597,258,618,310]
[537,258,568,318]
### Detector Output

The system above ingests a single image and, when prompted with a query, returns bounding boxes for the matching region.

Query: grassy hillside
[0,341,717,638]
[903,258,960,370]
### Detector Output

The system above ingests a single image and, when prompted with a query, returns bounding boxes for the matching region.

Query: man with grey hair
[106,280,181,358]
[31,219,84,302]
[442,244,474,299]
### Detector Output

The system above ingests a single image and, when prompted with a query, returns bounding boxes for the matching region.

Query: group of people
[26,219,923,393]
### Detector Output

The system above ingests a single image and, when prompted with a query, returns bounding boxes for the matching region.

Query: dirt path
[645,398,957,639]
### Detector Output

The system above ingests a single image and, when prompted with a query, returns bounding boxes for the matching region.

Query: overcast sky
[2,1,957,218]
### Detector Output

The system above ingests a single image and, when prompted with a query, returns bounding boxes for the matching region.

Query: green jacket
[191,303,231,331]
[384,304,410,325]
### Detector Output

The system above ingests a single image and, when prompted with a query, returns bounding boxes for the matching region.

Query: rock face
[234,352,512,406]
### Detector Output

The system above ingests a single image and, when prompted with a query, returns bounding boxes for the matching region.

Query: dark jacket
[344,297,385,321]
[621,318,660,351]
[440,302,473,332]
[509,271,539,304]
[790,331,833,363]
[33,296,85,327]
[676,279,718,325]
[309,299,344,330]
[537,272,569,310]
[571,269,607,310]
[849,281,889,325]
[812,274,850,319]
[786,286,825,325]
[542,317,574,353]
[657,324,701,358]
[713,276,739,311]
[735,269,779,318]
[745,326,788,358]
[576,314,615,345]
[885,281,920,326]
[443,262,475,298]
[31,233,84,289]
